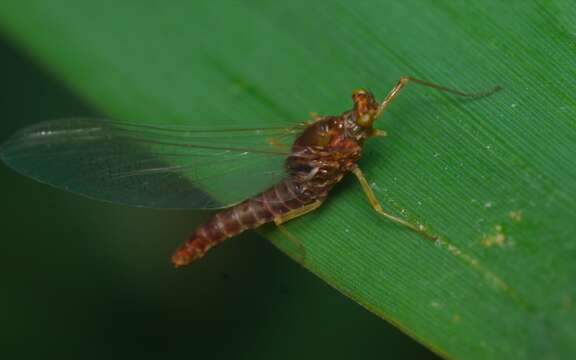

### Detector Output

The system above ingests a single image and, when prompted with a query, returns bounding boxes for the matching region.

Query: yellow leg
[271,200,322,263]
[266,137,288,149]
[275,224,307,262]
[273,200,323,225]
[371,129,388,138]
[309,112,324,122]
[351,166,437,241]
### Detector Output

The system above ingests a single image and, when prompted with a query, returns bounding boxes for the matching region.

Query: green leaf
[1,1,575,358]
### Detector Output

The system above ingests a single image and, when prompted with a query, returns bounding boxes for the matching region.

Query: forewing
[0,118,305,209]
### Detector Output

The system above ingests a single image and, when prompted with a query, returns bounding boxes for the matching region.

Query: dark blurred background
[0,35,438,359]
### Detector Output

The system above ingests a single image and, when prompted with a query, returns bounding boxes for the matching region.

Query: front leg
[370,129,387,138]
[309,112,324,122]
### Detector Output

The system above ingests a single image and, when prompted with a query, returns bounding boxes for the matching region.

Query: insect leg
[376,76,502,118]
[275,224,307,262]
[266,137,289,148]
[273,200,323,225]
[371,129,388,137]
[309,112,324,122]
[351,166,437,241]
[271,201,322,262]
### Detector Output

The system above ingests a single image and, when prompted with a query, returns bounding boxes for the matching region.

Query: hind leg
[271,200,323,262]
[274,224,307,263]
[273,200,323,225]
[351,166,437,241]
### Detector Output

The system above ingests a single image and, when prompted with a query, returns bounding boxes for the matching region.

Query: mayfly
[0,77,500,267]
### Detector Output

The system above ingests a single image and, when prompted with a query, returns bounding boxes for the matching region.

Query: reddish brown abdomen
[171,180,306,267]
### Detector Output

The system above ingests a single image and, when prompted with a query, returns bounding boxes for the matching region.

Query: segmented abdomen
[171,180,308,267]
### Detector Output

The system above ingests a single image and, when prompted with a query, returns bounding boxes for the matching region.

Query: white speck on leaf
[482,225,507,247]
[509,210,523,222]
[430,301,443,309]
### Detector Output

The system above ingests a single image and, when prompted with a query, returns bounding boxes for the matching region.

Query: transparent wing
[0,118,306,209]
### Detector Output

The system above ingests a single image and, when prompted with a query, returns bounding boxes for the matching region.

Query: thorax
[285,115,367,197]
